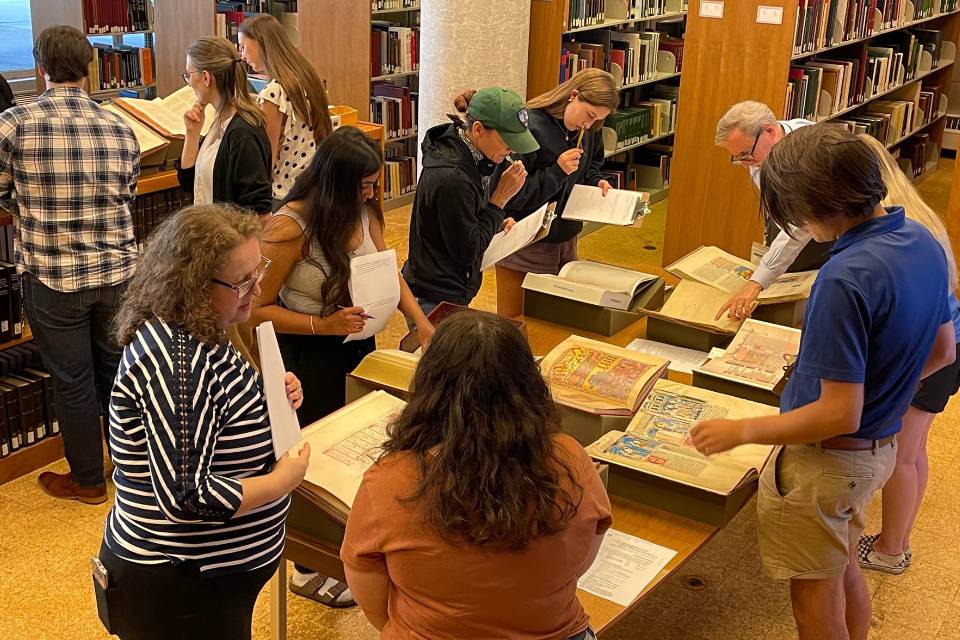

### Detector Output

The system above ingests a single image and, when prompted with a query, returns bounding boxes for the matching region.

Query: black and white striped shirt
[103,318,289,576]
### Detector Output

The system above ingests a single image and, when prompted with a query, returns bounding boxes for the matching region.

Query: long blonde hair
[115,204,261,346]
[525,68,619,131]
[858,133,958,289]
[187,36,265,129]
[239,15,332,142]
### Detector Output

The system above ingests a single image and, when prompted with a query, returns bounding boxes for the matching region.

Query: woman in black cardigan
[178,36,272,219]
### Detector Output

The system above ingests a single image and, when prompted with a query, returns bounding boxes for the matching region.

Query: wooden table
[271,268,724,638]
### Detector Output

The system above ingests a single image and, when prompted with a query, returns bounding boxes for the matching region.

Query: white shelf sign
[699,1,724,18]
[757,6,784,24]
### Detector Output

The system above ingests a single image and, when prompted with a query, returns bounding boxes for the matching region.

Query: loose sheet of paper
[562,184,646,226]
[256,321,301,459]
[481,203,550,270]
[346,249,401,343]
[626,338,709,375]
[578,529,677,606]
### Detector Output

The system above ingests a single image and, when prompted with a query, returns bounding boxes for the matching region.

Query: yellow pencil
[576,126,585,150]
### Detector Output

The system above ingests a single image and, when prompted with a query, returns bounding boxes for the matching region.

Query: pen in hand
[337,305,375,320]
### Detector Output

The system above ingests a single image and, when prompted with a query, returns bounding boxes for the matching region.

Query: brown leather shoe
[38,471,107,505]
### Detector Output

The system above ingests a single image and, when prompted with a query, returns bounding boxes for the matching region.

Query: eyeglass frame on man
[211,256,271,299]
[730,130,763,166]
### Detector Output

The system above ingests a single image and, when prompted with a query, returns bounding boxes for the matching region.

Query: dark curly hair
[115,204,261,346]
[381,311,582,550]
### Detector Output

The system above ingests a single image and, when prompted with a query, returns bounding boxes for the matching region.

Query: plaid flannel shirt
[0,87,140,292]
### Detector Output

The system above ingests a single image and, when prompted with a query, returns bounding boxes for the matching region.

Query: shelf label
[699,1,724,19]
[757,6,784,24]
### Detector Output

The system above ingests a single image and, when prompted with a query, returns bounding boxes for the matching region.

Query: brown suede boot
[38,471,107,505]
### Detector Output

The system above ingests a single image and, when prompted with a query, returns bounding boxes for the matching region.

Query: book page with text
[560,260,659,295]
[666,246,756,294]
[562,184,646,225]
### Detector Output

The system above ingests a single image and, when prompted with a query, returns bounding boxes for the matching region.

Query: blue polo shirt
[781,207,951,439]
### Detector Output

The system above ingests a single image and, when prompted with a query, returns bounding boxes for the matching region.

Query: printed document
[562,184,649,226]
[256,321,301,459]
[346,249,401,343]
[481,203,550,270]
[626,339,709,375]
[578,529,677,606]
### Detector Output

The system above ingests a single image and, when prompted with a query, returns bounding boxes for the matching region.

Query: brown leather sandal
[289,575,356,609]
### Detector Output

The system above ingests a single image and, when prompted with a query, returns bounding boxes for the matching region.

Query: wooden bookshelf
[663,1,960,264]
[0,434,65,486]
[30,0,159,99]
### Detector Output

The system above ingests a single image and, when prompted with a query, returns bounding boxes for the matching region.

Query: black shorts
[912,343,960,414]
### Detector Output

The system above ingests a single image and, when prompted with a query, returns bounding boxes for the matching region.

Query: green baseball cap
[467,87,540,155]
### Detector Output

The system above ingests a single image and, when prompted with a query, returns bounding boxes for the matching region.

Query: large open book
[522,260,661,311]
[645,279,744,334]
[666,246,817,303]
[300,391,406,520]
[348,349,419,397]
[114,85,217,139]
[694,319,801,392]
[102,103,170,159]
[586,380,776,495]
[561,184,650,226]
[539,335,668,415]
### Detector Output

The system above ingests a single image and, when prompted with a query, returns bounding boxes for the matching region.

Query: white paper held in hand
[562,184,649,226]
[346,249,401,343]
[255,321,302,460]
[481,203,552,270]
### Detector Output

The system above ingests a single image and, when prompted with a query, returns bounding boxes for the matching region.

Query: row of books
[784,29,946,120]
[0,343,60,459]
[794,1,957,56]
[566,0,684,30]
[603,83,678,151]
[82,0,152,34]
[216,1,268,11]
[899,132,936,175]
[131,188,194,249]
[836,97,917,142]
[0,263,24,346]
[89,45,154,92]
[370,83,418,140]
[372,0,420,9]
[560,31,684,85]
[371,23,420,77]
[947,112,960,129]
[216,10,249,46]
[601,143,673,190]
[383,153,417,201]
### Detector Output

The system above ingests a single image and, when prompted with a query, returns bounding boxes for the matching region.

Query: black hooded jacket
[401,123,505,305]
[489,108,606,244]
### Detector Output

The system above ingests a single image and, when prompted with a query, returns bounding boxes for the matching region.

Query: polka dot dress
[258,80,318,200]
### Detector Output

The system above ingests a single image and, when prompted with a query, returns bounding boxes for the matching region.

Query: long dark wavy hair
[279,126,383,309]
[381,312,582,550]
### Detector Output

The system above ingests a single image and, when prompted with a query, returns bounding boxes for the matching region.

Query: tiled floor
[1,160,957,639]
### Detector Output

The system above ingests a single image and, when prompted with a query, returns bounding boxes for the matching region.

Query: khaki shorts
[757,441,896,580]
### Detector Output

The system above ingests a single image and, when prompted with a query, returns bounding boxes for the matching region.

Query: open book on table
[521,260,661,311]
[300,391,407,521]
[539,335,669,416]
[666,246,817,303]
[644,279,744,334]
[561,184,650,226]
[586,380,776,495]
[113,85,217,139]
[694,319,801,392]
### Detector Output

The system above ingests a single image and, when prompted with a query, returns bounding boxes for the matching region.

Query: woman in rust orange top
[341,311,612,639]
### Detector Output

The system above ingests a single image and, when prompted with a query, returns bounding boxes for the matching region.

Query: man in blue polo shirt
[691,124,956,640]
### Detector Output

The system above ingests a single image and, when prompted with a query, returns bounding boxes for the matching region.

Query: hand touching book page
[561,184,650,226]
[522,260,661,311]
[586,380,776,495]
[539,335,668,415]
[646,279,744,334]
[667,246,818,303]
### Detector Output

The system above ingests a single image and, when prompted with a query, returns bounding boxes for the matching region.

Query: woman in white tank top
[250,126,434,610]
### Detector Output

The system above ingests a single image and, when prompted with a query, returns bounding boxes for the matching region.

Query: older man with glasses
[714,101,829,321]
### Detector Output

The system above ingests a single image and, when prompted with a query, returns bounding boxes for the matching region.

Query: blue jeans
[21,273,125,487]
[406,297,440,332]
[567,628,597,640]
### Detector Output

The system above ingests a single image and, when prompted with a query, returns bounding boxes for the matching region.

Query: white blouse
[258,79,318,200]
[193,115,232,205]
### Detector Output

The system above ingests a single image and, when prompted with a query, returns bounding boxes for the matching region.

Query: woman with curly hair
[96,204,310,640]
[341,312,612,639]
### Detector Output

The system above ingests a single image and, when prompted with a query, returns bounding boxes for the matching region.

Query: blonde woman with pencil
[491,69,619,318]
[856,133,960,575]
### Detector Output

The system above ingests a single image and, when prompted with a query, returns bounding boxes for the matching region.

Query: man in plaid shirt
[0,26,140,503]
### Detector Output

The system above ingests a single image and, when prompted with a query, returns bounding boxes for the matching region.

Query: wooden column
[153,2,215,96]
[295,2,370,113]
[526,0,566,98]
[947,156,960,275]
[663,1,794,264]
